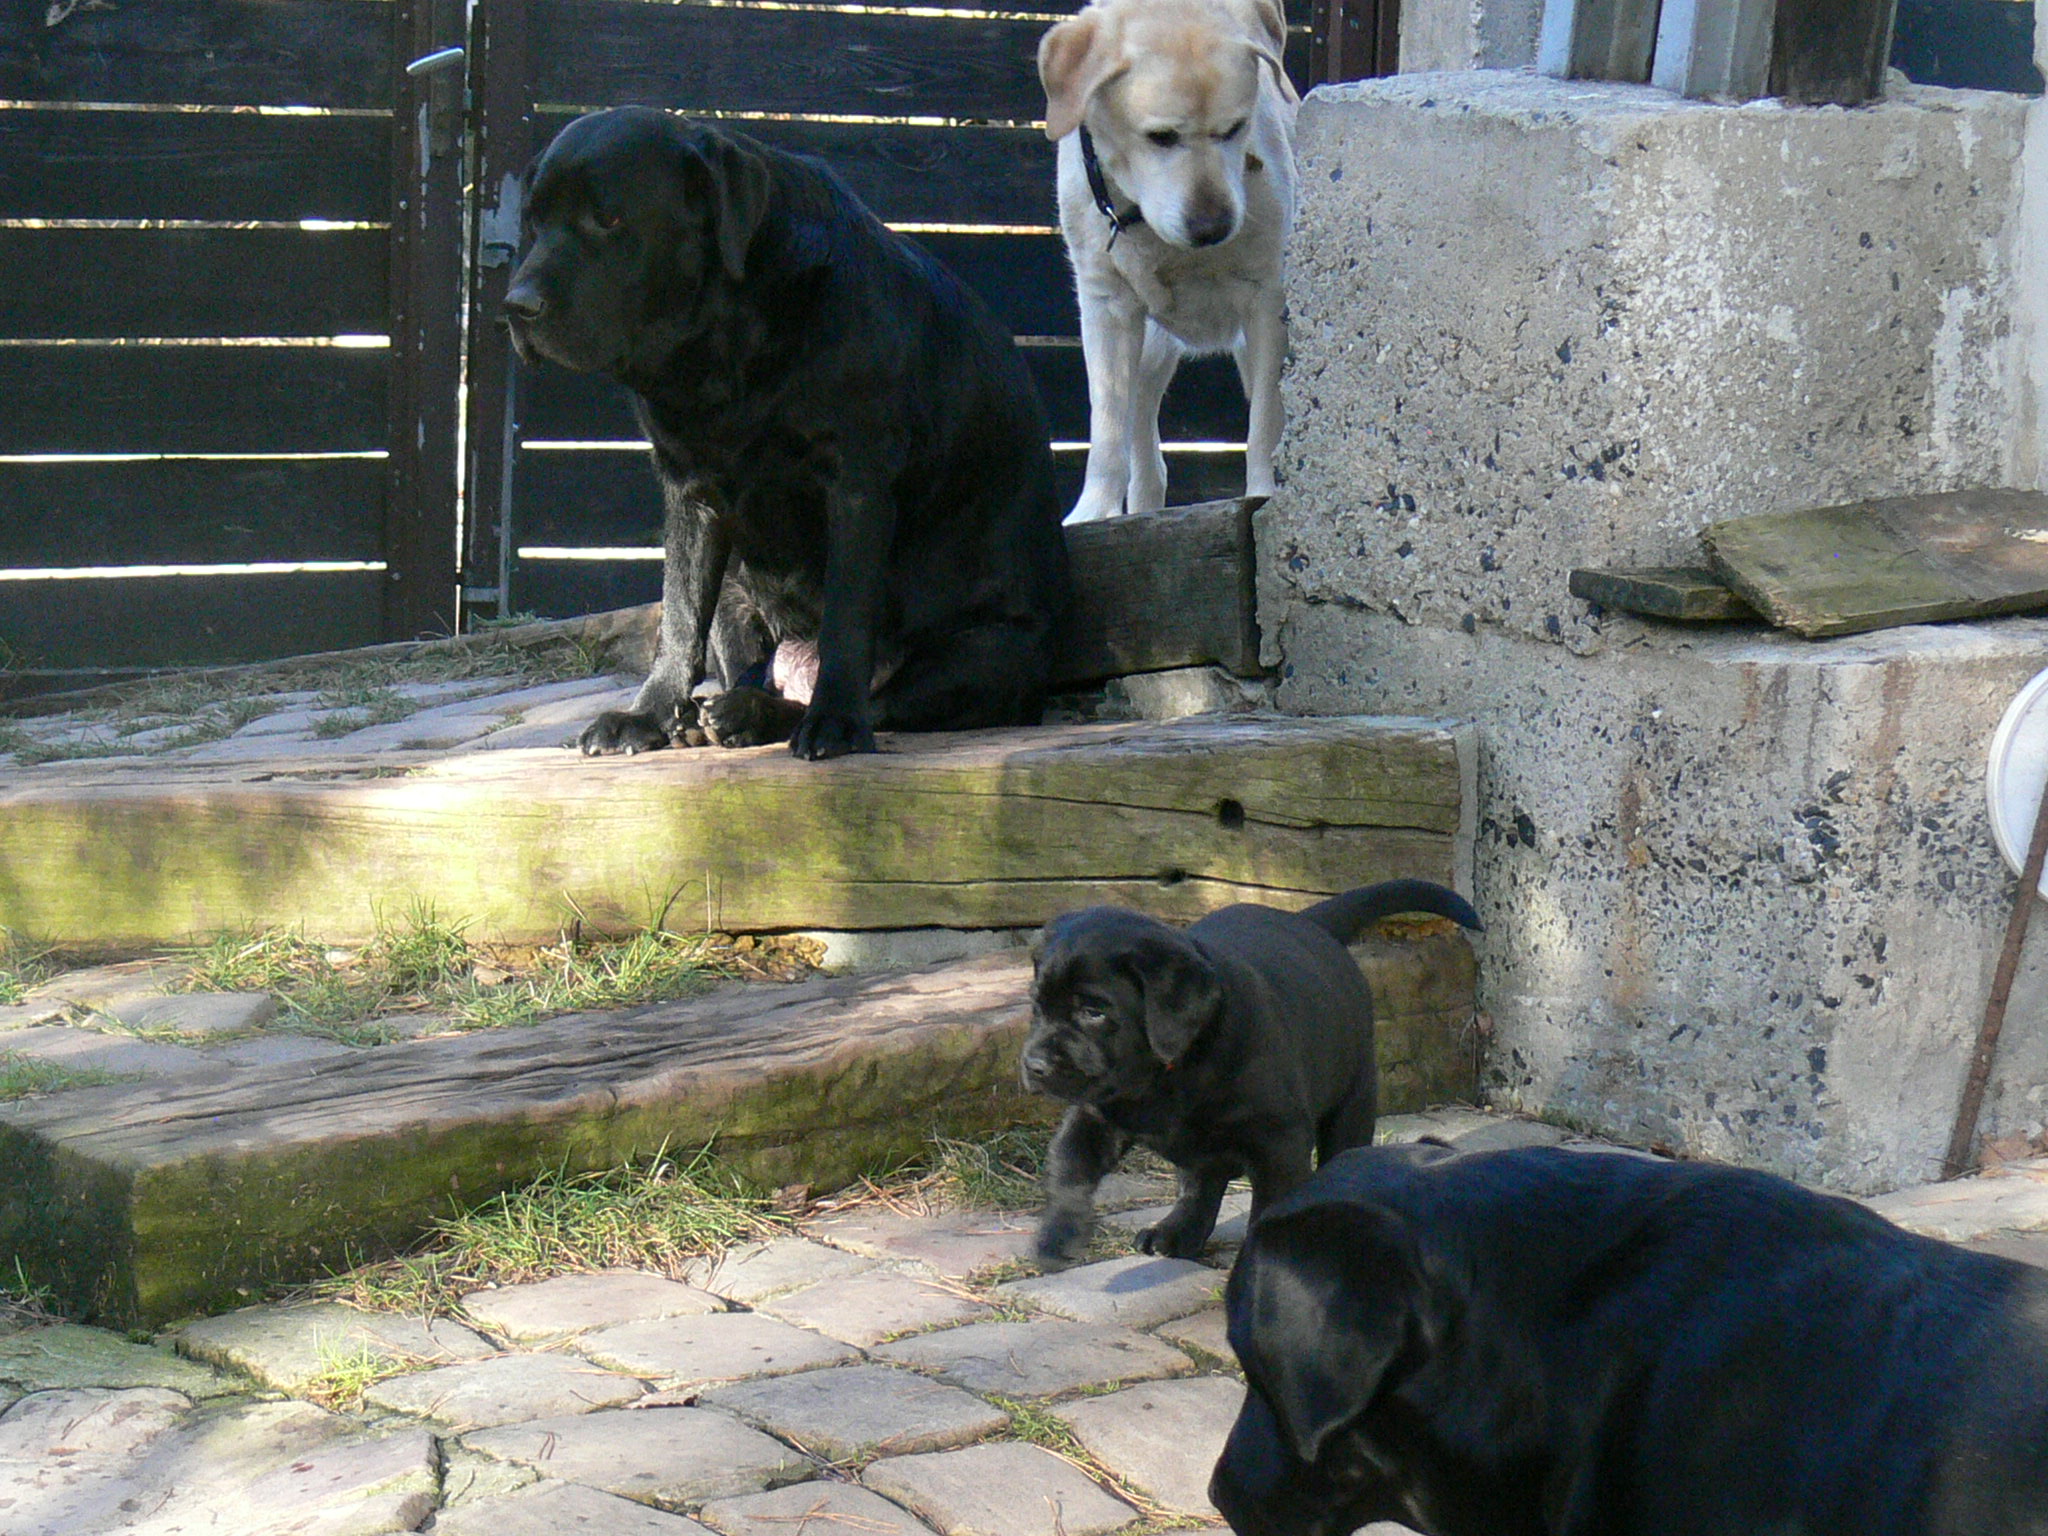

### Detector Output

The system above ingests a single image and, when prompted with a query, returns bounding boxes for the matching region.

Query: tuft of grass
[443,929,757,1031]
[299,1336,410,1412]
[366,902,472,993]
[0,1051,127,1099]
[1,1259,61,1331]
[0,931,55,1006]
[924,1128,1051,1210]
[312,1148,793,1316]
[310,688,416,738]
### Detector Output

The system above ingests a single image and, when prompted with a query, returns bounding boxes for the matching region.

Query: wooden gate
[0,0,464,687]
[461,0,1316,621]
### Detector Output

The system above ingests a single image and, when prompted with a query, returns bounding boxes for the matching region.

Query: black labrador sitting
[503,108,1071,760]
[1212,1142,2048,1536]
[1021,879,1481,1270]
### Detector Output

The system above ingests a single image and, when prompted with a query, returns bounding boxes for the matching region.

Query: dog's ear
[1228,1202,1425,1462]
[1239,0,1301,104]
[1039,11,1128,141]
[1131,933,1220,1064]
[705,135,773,281]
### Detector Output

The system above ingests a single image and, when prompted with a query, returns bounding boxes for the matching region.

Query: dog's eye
[1218,119,1248,142]
[1074,1004,1108,1028]
[587,208,624,233]
[1146,129,1181,149]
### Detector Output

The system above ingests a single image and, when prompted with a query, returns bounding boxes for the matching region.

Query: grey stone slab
[433,1478,720,1536]
[1103,1192,1250,1253]
[692,1237,879,1305]
[800,929,1034,975]
[703,1363,1008,1462]
[440,1444,543,1509]
[461,1271,726,1342]
[322,714,499,753]
[22,960,189,1014]
[578,1310,858,1389]
[0,1024,221,1079]
[803,1211,1034,1281]
[173,1300,495,1392]
[105,991,278,1037]
[1091,1169,1179,1213]
[363,1351,646,1430]
[996,1257,1224,1329]
[870,1319,1193,1401]
[1053,1377,1245,1514]
[861,1442,1136,1536]
[0,1390,437,1536]
[0,1324,234,1396]
[0,999,67,1030]
[1963,1231,2048,1269]
[1865,1165,2048,1241]
[201,1033,358,1069]
[699,1480,942,1536]
[762,1268,991,1347]
[1152,1308,1234,1367]
[464,1405,811,1506]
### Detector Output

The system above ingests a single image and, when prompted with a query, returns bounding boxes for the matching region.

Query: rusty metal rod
[1942,766,2048,1180]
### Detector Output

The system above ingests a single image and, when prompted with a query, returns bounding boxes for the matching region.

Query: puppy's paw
[790,704,876,761]
[1033,1212,1093,1273]
[579,709,674,757]
[1135,1217,1211,1261]
[700,687,804,748]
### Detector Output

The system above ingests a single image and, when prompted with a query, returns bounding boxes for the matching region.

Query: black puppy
[1021,879,1481,1270]
[1213,1142,2048,1536]
[504,108,1070,761]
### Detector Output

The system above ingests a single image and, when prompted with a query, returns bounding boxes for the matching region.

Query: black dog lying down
[1213,1142,2048,1536]
[1021,879,1481,1270]
[504,108,1070,760]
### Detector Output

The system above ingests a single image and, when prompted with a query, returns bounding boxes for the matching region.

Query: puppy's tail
[1299,879,1483,945]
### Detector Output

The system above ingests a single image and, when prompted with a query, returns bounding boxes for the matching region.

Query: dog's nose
[1184,207,1235,247]
[503,286,546,322]
[1020,1047,1052,1085]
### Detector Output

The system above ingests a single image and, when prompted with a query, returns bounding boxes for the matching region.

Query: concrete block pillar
[1267,71,2047,1190]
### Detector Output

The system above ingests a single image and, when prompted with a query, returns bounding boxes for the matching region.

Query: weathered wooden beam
[1704,489,2048,638]
[1567,565,1755,622]
[0,715,1470,949]
[0,926,1476,1327]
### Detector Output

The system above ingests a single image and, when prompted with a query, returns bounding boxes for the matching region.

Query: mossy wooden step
[0,935,1476,1328]
[0,714,1472,950]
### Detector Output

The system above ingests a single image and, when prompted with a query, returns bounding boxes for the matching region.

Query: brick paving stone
[703,1363,1007,1462]
[1103,1192,1250,1252]
[1153,1308,1235,1367]
[576,1310,858,1387]
[762,1267,991,1347]
[201,1033,358,1068]
[1965,1231,2048,1269]
[1864,1162,2048,1240]
[0,1390,437,1536]
[870,1319,1192,1400]
[996,1256,1223,1329]
[363,1351,645,1430]
[0,1023,222,1080]
[1053,1377,1245,1514]
[440,1443,543,1509]
[174,1300,495,1392]
[463,1404,811,1506]
[700,1478,942,1536]
[103,991,279,1037]
[804,1210,1034,1280]
[0,1324,234,1396]
[461,1271,726,1341]
[692,1237,878,1304]
[22,960,189,1014]
[433,1477,720,1535]
[862,1442,1136,1536]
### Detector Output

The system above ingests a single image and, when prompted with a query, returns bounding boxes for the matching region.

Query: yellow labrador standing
[1039,0,1299,525]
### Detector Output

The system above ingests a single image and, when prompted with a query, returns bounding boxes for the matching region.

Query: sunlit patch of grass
[299,1336,414,1411]
[0,931,55,1006]
[0,1051,126,1099]
[1,1260,61,1331]
[312,1148,794,1316]
[443,929,773,1031]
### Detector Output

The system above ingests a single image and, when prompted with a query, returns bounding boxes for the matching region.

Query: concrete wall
[1266,70,2048,1191]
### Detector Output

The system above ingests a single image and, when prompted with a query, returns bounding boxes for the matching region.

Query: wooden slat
[1770,0,1893,104]
[0,0,394,110]
[536,0,1050,122]
[908,233,1079,338]
[0,228,387,341]
[0,347,388,456]
[510,452,661,547]
[1060,497,1261,680]
[0,111,391,222]
[1704,490,2048,638]
[0,570,386,670]
[1052,451,1250,512]
[1566,565,1754,622]
[510,557,665,622]
[533,111,1054,227]
[1891,0,2044,92]
[0,712,1465,943]
[0,460,385,567]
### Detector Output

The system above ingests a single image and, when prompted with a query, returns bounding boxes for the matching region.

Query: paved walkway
[2,1109,2043,1536]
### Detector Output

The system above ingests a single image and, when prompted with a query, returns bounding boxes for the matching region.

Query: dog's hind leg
[1235,293,1287,501]
[1139,1164,1231,1259]
[1037,1105,1129,1271]
[870,619,1054,732]
[1317,1057,1379,1165]
[1126,320,1182,518]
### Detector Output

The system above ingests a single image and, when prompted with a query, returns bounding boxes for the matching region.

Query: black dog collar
[1078,125,1144,246]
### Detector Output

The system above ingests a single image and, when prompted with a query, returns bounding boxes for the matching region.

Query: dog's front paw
[1033,1210,1093,1273]
[1136,1215,1211,1260]
[579,709,675,757]
[700,687,804,748]
[790,703,876,761]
